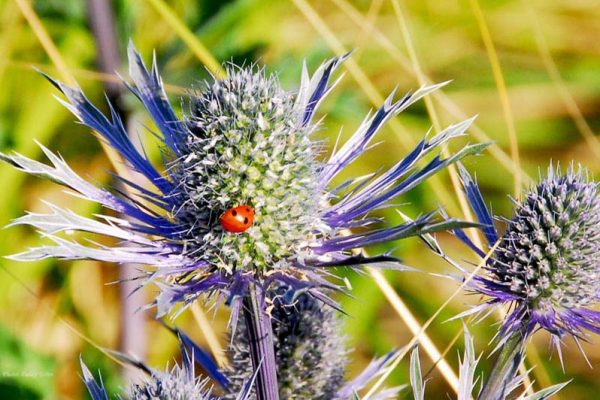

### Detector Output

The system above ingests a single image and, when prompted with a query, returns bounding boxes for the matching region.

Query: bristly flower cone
[458,165,600,347]
[174,66,325,274]
[494,168,600,314]
[128,363,214,400]
[225,286,347,399]
[491,167,600,338]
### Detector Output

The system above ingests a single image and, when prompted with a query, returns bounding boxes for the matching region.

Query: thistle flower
[456,164,600,348]
[1,42,482,319]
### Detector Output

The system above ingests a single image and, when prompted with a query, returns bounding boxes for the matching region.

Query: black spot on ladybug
[245,207,250,212]
[244,217,249,224]
[232,210,237,216]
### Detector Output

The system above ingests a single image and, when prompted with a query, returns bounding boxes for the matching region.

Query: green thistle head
[173,66,327,274]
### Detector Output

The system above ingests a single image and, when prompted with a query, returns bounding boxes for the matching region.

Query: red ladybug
[220,205,255,233]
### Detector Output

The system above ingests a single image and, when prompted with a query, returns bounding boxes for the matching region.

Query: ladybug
[220,205,255,233]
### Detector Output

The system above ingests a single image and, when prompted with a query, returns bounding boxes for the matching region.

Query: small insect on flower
[220,205,255,233]
[0,41,484,317]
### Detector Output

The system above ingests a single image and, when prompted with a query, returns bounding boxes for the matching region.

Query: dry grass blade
[330,0,533,186]
[13,0,76,86]
[365,268,461,397]
[349,0,384,62]
[524,344,556,396]
[390,0,483,249]
[144,0,226,79]
[364,237,501,399]
[468,0,522,198]
[523,0,600,161]
[191,302,229,368]
[3,59,188,94]
[14,0,227,370]
[14,0,132,180]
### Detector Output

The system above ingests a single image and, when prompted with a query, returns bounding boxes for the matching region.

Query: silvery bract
[408,329,567,400]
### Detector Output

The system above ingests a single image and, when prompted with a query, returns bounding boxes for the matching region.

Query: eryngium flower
[457,165,600,346]
[1,42,483,317]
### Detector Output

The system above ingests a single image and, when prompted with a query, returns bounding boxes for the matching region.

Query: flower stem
[243,283,279,400]
[477,330,525,400]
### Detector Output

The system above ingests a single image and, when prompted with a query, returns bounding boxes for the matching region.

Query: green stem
[477,330,526,400]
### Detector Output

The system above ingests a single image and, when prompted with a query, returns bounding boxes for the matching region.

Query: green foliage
[0,325,56,400]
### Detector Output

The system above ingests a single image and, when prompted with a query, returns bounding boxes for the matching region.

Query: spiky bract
[408,329,567,400]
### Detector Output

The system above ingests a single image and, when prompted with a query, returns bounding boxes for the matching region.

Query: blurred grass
[0,0,599,399]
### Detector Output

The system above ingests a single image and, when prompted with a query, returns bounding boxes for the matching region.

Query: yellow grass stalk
[191,303,230,368]
[391,0,483,250]
[330,0,533,186]
[468,0,522,198]
[13,0,76,86]
[144,0,226,79]
[350,0,384,62]
[3,59,188,95]
[15,0,227,368]
[365,268,460,397]
[524,0,600,161]
[365,235,501,399]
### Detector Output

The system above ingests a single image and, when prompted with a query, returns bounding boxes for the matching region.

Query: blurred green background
[0,0,599,398]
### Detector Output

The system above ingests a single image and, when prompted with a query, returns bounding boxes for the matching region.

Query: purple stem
[243,283,280,400]
[86,0,122,97]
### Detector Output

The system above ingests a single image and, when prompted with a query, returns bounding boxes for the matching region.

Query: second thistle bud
[225,286,347,399]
